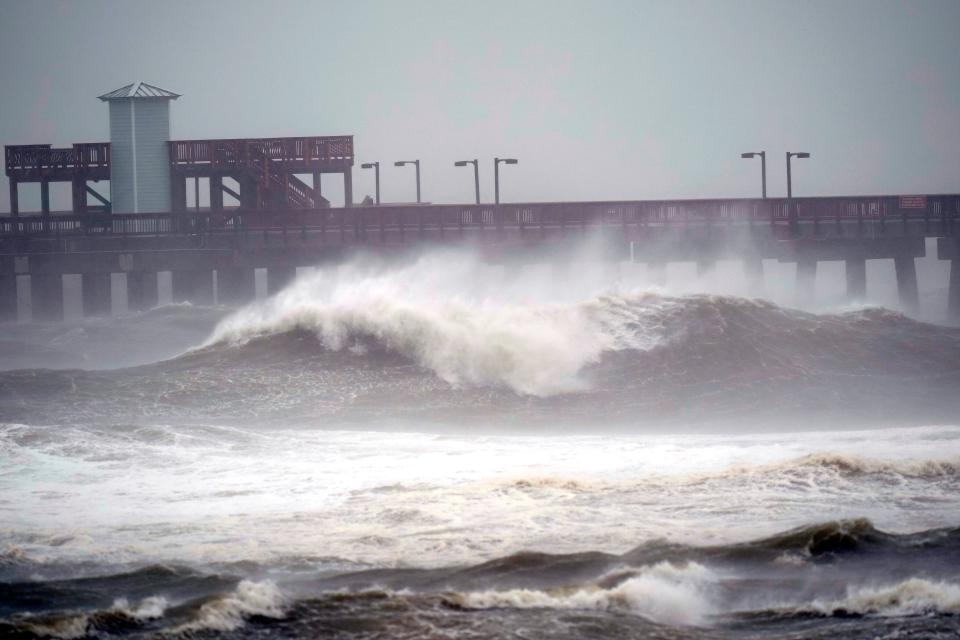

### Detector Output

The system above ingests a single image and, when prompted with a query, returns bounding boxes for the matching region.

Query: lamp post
[740,151,766,198]
[394,160,421,203]
[494,157,518,205]
[454,159,480,204]
[786,152,811,235]
[360,162,380,204]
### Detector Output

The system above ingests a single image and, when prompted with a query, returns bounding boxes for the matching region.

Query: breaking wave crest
[172,580,286,633]
[676,452,960,489]
[10,596,168,640]
[201,253,960,400]
[2,580,284,639]
[457,561,716,626]
[775,452,960,478]
[3,253,960,428]
[205,256,666,396]
[3,521,959,638]
[804,578,960,617]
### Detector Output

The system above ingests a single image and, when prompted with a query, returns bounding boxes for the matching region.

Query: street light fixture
[494,157,518,205]
[786,152,810,199]
[786,152,811,235]
[454,159,480,204]
[360,161,380,204]
[394,160,421,203]
[740,151,766,199]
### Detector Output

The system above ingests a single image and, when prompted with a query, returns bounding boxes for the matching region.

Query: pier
[1,194,958,322]
[2,82,959,323]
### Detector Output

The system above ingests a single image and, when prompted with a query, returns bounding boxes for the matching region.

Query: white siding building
[98,82,180,214]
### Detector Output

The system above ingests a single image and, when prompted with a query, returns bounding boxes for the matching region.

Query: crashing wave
[11,595,168,640]
[204,255,673,396]
[800,578,960,617]
[783,453,960,478]
[172,579,286,633]
[199,254,960,398]
[454,561,716,626]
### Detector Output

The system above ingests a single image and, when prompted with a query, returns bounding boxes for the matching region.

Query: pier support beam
[845,258,867,300]
[696,260,714,277]
[171,175,187,212]
[743,258,764,294]
[127,272,158,311]
[313,171,323,208]
[8,178,18,216]
[949,259,960,324]
[31,274,63,321]
[172,270,213,305]
[210,176,223,211]
[239,177,258,210]
[71,178,86,213]
[343,167,353,208]
[796,259,817,307]
[894,257,919,314]
[82,272,112,317]
[266,265,297,296]
[217,267,256,306]
[40,179,51,214]
[40,178,50,214]
[0,275,16,322]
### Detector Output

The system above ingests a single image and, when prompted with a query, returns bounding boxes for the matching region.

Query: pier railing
[6,136,350,178]
[168,136,354,170]
[5,143,111,177]
[1,195,957,238]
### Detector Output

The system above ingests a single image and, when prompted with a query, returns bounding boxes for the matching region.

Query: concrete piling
[845,259,867,300]
[948,259,960,324]
[894,257,919,314]
[796,259,817,307]
[82,272,112,317]
[0,275,16,322]
[743,258,764,294]
[127,271,159,311]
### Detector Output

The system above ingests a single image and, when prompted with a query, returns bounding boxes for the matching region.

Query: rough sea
[2,251,959,639]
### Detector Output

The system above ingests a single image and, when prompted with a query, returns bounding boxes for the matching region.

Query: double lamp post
[360,157,518,205]
[739,150,810,200]
[741,150,810,232]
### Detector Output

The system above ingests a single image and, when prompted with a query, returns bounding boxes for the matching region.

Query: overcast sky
[1,0,958,211]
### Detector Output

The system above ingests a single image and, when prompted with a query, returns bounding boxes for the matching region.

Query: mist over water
[3,247,960,639]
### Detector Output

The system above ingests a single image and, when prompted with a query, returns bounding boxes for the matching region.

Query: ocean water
[2,251,960,639]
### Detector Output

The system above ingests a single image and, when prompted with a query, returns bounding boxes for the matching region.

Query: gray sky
[1,0,958,211]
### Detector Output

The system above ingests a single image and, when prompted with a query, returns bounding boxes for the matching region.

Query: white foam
[20,616,89,640]
[206,253,667,396]
[460,561,716,626]
[807,578,960,617]
[773,453,960,478]
[111,595,169,619]
[5,423,960,570]
[16,596,169,639]
[174,579,286,632]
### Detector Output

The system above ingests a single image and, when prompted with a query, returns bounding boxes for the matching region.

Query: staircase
[242,143,329,209]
